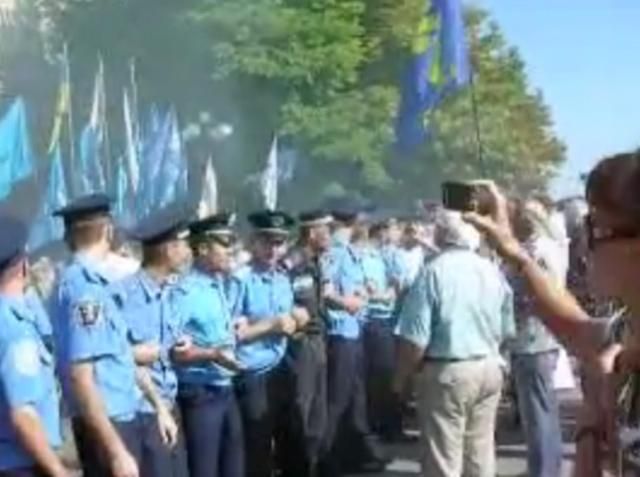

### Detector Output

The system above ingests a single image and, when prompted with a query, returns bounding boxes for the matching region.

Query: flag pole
[99,54,113,193]
[469,69,486,176]
[129,58,140,141]
[63,43,77,195]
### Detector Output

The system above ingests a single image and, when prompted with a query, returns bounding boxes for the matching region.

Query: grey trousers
[417,357,503,477]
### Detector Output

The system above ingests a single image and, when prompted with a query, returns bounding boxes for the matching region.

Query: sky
[471,0,640,197]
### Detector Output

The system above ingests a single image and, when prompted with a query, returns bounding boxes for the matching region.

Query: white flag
[198,157,218,218]
[260,136,278,211]
[123,89,140,193]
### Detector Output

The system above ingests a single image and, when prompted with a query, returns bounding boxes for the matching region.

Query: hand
[135,342,161,364]
[172,335,193,354]
[461,181,524,263]
[291,307,310,329]
[343,295,365,315]
[275,315,297,335]
[234,317,250,342]
[213,348,244,372]
[156,405,179,448]
[110,447,139,477]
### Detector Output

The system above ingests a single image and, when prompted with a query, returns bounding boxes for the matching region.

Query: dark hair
[586,151,640,222]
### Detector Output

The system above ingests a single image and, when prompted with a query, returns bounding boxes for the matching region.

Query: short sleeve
[67,288,117,362]
[395,266,436,349]
[0,335,45,408]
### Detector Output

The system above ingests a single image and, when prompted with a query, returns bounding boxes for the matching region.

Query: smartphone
[442,182,477,212]
[442,181,492,215]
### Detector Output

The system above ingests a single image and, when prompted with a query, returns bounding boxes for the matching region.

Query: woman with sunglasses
[464,152,640,476]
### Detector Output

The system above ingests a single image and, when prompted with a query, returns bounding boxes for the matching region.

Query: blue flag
[113,154,136,228]
[29,145,68,251]
[77,60,107,195]
[137,107,187,215]
[155,108,188,209]
[0,98,34,199]
[395,0,471,150]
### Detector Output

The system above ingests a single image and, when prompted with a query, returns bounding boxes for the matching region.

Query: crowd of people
[1,151,640,477]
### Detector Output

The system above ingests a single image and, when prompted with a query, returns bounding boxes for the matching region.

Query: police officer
[359,220,401,441]
[172,212,245,477]
[276,210,332,477]
[319,203,387,476]
[49,194,164,477]
[0,217,68,477]
[233,210,306,477]
[114,206,192,477]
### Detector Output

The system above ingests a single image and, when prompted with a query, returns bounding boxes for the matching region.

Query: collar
[74,253,110,285]
[0,294,32,323]
[191,267,225,288]
[136,270,164,301]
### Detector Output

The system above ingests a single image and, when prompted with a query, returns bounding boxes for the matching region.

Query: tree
[14,0,564,209]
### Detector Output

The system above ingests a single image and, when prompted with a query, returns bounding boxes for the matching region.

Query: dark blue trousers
[138,410,189,477]
[178,383,244,477]
[72,415,143,477]
[321,336,383,474]
[512,350,563,477]
[235,367,288,477]
[363,320,402,439]
[276,334,328,477]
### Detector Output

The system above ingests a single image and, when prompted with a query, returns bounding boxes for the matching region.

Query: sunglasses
[585,214,640,250]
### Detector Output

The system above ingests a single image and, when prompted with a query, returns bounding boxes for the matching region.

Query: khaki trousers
[417,357,503,477]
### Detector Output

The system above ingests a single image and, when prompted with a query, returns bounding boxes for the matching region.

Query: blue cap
[190,212,236,237]
[131,205,191,246]
[53,193,111,224]
[247,210,295,235]
[0,216,27,272]
[298,209,333,227]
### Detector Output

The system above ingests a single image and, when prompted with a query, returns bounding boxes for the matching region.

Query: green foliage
[2,0,565,208]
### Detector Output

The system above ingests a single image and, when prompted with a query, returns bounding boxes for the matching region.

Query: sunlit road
[347,390,580,477]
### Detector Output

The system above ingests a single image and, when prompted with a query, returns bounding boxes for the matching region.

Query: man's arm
[463,183,605,361]
[235,314,297,343]
[135,367,177,448]
[172,344,243,372]
[10,407,69,477]
[392,338,424,397]
[132,343,160,366]
[392,268,433,395]
[71,362,138,477]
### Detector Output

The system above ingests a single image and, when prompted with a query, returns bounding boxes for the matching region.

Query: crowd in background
[0,173,627,477]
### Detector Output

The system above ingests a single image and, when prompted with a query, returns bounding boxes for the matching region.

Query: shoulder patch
[11,339,40,376]
[73,299,103,326]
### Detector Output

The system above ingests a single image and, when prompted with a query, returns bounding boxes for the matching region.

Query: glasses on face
[585,214,640,250]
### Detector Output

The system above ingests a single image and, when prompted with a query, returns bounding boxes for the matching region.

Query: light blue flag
[29,144,68,251]
[155,108,188,209]
[77,60,107,195]
[136,105,166,217]
[113,154,135,228]
[0,98,34,199]
[395,0,471,151]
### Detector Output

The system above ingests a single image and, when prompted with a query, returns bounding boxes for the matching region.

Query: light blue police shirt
[174,269,237,387]
[49,255,141,422]
[381,244,405,286]
[323,242,367,339]
[234,264,294,374]
[0,296,61,471]
[359,245,394,322]
[113,270,185,413]
[396,248,515,359]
